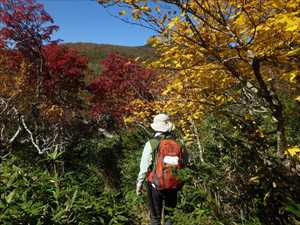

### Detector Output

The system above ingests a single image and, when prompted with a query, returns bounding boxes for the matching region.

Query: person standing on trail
[136,113,185,225]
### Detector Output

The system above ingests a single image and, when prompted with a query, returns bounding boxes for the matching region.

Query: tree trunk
[252,58,287,156]
[276,108,287,156]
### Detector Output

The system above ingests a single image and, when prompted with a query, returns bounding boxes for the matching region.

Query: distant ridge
[66,42,152,66]
[63,42,154,82]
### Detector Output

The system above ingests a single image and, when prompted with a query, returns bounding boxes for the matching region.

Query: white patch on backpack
[163,156,179,165]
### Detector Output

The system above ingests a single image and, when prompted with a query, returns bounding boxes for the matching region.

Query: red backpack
[147,138,184,190]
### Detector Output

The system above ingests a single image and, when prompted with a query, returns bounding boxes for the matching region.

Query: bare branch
[9,126,21,144]
[21,115,44,154]
[190,119,204,163]
[136,122,153,136]
[98,128,114,138]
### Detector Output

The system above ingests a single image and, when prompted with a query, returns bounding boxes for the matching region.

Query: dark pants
[146,182,178,225]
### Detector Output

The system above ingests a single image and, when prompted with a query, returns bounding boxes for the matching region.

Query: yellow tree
[99,0,300,155]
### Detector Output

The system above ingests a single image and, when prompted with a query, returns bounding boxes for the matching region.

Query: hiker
[136,113,184,225]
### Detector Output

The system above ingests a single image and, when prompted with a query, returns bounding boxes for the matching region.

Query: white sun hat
[150,113,175,133]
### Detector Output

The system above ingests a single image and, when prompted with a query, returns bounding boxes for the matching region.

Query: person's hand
[136,184,143,196]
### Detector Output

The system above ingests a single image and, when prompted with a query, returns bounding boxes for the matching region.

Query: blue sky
[38,0,156,46]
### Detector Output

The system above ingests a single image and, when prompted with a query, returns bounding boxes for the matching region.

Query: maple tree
[43,44,88,106]
[88,53,155,126]
[0,0,89,153]
[0,0,58,56]
[0,0,59,98]
[99,0,300,155]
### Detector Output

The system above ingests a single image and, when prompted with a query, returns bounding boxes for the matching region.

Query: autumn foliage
[43,44,88,102]
[0,0,299,224]
[0,0,89,153]
[100,0,300,154]
[88,53,155,125]
[0,0,58,58]
[96,1,300,224]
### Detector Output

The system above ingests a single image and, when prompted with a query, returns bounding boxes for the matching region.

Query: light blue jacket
[136,133,162,189]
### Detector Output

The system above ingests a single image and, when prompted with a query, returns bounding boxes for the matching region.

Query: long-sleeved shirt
[136,133,162,189]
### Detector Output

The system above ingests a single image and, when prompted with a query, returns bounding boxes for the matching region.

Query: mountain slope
[64,43,154,81]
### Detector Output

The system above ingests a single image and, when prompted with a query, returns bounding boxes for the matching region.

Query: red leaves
[0,49,23,73]
[88,53,155,125]
[44,44,88,78]
[0,0,59,57]
[90,54,153,95]
[0,0,88,109]
[0,0,154,129]
[42,44,88,100]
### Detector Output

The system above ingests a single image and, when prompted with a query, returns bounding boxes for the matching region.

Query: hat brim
[150,121,174,132]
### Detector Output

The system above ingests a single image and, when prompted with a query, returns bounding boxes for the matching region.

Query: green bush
[1,110,299,225]
[0,153,137,225]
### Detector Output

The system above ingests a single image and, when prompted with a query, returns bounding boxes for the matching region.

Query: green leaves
[0,154,135,225]
[5,189,16,204]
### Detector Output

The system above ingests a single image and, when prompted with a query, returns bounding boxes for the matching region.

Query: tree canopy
[99,0,300,155]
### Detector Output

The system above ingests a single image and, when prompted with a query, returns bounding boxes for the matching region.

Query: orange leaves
[41,104,65,122]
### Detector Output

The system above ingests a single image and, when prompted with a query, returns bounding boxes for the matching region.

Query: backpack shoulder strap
[149,138,160,152]
[148,136,163,172]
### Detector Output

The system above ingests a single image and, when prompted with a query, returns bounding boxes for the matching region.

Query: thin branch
[0,124,4,141]
[21,115,43,154]
[98,128,114,138]
[8,126,21,144]
[136,122,153,136]
[190,119,204,162]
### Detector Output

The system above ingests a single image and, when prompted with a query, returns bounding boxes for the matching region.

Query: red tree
[0,0,88,106]
[43,44,88,105]
[0,0,91,153]
[0,0,60,99]
[88,53,155,125]
[0,0,58,57]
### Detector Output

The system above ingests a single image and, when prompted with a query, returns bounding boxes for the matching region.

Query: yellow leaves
[117,0,300,146]
[249,176,260,184]
[215,95,225,103]
[287,0,300,9]
[270,13,300,33]
[15,74,24,87]
[161,88,169,96]
[123,116,134,125]
[42,104,65,121]
[167,16,180,29]
[126,98,157,123]
[255,129,265,138]
[295,96,300,102]
[132,9,142,20]
[268,0,286,8]
[289,71,299,83]
[250,1,300,58]
[283,68,300,84]
[119,10,126,16]
[140,5,151,12]
[285,17,300,32]
[233,12,249,26]
[147,36,160,47]
[174,61,182,69]
[155,6,160,13]
[287,48,300,57]
[285,146,300,159]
